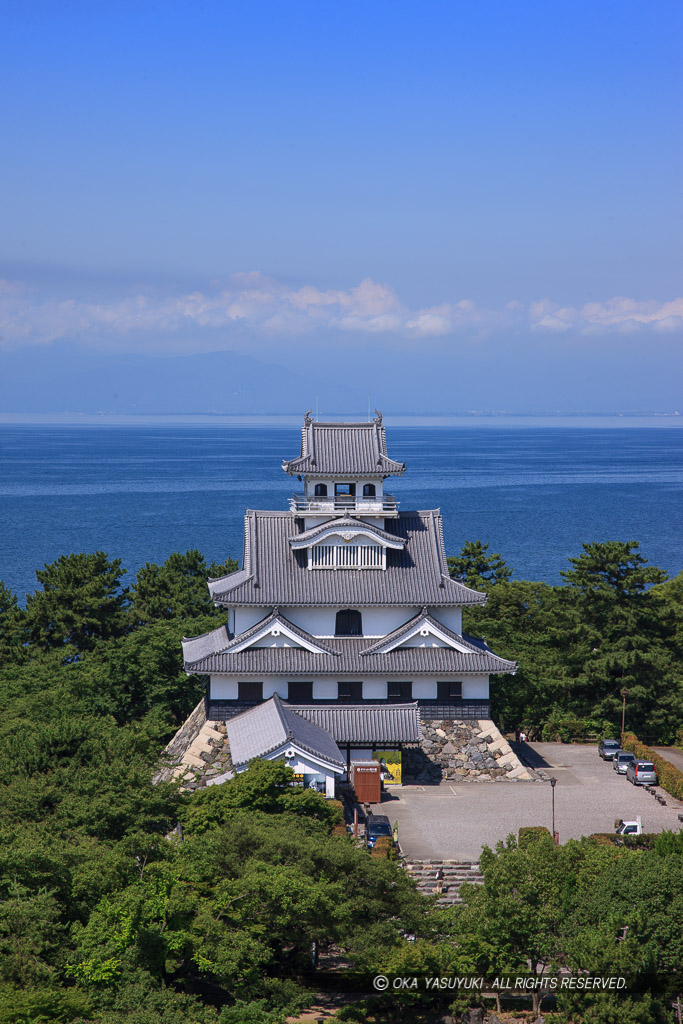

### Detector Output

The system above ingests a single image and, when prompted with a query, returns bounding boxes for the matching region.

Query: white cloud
[530,296,683,334]
[0,273,681,349]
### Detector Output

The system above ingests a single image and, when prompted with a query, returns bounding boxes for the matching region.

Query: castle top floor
[282,412,405,517]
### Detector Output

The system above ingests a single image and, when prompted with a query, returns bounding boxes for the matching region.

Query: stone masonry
[404,859,484,906]
[404,718,543,782]
[154,699,234,790]
[156,706,542,790]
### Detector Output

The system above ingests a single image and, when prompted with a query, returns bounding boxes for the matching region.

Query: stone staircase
[404,859,484,906]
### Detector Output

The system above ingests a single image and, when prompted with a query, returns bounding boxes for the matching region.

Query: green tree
[560,540,668,598]
[82,617,214,727]
[131,550,238,624]
[0,581,25,663]
[0,882,63,988]
[559,543,675,739]
[181,759,343,834]
[25,552,129,652]
[450,832,565,1014]
[447,540,512,590]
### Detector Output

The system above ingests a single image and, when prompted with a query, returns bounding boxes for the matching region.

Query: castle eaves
[282,417,405,477]
[208,509,487,607]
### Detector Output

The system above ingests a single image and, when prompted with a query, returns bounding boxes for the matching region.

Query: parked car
[366,814,393,849]
[626,760,658,786]
[613,751,636,774]
[615,816,642,835]
[598,739,621,761]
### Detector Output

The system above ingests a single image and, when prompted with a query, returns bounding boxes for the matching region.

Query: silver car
[613,751,636,774]
[625,760,657,786]
[598,739,621,761]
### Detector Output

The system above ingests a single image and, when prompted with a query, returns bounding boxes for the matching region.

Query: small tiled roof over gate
[226,695,345,768]
[286,702,421,745]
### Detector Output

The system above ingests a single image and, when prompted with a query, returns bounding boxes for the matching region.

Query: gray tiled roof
[289,516,406,550]
[282,417,406,477]
[181,625,230,664]
[226,694,345,768]
[208,509,486,607]
[287,703,421,745]
[184,633,516,676]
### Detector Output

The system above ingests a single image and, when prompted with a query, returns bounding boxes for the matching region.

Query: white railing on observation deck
[289,494,400,516]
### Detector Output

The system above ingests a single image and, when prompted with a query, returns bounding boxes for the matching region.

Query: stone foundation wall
[154,701,234,787]
[164,698,207,761]
[404,719,539,782]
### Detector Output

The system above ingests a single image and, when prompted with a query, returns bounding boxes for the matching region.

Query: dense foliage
[0,542,681,1021]
[450,540,683,744]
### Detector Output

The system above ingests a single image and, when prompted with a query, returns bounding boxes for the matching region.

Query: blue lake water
[1,425,682,600]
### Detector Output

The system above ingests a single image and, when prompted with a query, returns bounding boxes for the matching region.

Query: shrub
[589,833,658,849]
[541,712,588,742]
[518,826,552,847]
[370,836,396,860]
[622,732,683,801]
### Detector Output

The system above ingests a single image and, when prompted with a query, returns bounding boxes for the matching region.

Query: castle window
[337,680,363,701]
[335,609,362,636]
[437,681,462,701]
[314,484,327,497]
[288,681,313,702]
[362,483,376,497]
[310,544,383,569]
[238,681,263,702]
[388,681,412,701]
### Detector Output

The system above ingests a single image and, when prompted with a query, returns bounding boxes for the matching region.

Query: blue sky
[1,0,681,413]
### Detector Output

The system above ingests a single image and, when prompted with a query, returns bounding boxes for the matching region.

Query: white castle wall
[209,673,490,702]
[232,606,462,637]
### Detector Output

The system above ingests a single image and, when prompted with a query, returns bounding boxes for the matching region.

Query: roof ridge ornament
[304,409,313,425]
[374,409,383,424]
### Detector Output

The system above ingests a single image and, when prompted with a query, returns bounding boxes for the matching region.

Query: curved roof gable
[289,516,406,551]
[183,609,339,669]
[362,609,478,655]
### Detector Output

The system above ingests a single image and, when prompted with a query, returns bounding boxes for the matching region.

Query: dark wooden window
[238,681,263,701]
[338,681,363,701]
[335,609,362,635]
[314,484,327,497]
[388,681,412,701]
[437,681,462,701]
[362,483,376,497]
[287,681,313,702]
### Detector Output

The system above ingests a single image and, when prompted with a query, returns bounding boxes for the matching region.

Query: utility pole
[550,777,558,843]
[621,689,628,747]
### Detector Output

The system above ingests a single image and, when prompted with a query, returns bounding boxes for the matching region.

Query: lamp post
[621,689,628,747]
[550,777,558,843]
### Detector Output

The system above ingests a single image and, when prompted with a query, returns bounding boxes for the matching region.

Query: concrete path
[653,746,683,773]
[370,742,683,862]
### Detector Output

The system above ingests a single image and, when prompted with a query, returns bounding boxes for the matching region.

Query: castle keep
[179,414,518,788]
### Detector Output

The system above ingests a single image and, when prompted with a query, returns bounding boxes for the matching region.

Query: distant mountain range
[0,343,367,415]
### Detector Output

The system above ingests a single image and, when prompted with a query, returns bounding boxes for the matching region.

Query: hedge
[370,836,397,860]
[621,732,683,801]
[518,826,552,848]
[589,833,659,850]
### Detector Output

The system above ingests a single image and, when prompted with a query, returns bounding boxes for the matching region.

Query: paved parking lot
[369,742,683,862]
